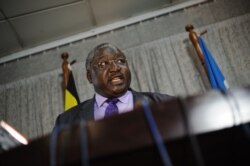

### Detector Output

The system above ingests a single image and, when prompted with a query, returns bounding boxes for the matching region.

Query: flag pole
[61,53,80,111]
[61,52,70,89]
[185,24,208,77]
[186,24,229,92]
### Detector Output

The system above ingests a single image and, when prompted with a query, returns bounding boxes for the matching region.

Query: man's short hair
[85,43,124,70]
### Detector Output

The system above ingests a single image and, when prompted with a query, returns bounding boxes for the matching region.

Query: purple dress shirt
[94,90,134,120]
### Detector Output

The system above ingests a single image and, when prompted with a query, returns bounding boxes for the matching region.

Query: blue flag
[198,36,229,92]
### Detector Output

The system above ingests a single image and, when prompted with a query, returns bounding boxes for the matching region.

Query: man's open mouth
[110,75,124,84]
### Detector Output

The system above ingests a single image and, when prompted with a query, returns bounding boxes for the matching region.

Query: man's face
[87,48,131,98]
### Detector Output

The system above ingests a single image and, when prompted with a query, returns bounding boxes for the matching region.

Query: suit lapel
[131,90,146,108]
[78,97,95,121]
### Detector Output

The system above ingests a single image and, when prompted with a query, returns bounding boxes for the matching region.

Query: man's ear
[87,70,92,83]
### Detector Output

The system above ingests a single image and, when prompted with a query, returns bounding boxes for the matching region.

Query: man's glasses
[93,58,127,70]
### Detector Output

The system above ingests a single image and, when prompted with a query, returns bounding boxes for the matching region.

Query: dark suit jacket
[54,89,173,127]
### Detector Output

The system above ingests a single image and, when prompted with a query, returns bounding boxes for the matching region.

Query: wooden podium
[1,87,250,166]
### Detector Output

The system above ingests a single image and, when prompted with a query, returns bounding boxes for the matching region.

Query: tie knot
[106,98,119,104]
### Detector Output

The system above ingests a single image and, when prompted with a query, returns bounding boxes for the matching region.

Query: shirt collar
[95,93,107,108]
[95,90,131,108]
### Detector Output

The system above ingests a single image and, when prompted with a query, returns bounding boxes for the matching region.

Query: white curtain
[0,13,249,139]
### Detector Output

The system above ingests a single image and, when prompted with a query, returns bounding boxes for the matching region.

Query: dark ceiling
[0,0,188,60]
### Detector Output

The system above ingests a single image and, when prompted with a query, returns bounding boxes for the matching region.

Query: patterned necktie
[104,98,119,117]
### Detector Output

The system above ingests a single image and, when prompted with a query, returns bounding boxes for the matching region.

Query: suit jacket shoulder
[131,90,173,103]
[54,98,94,127]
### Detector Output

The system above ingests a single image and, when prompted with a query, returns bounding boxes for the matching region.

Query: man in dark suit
[54,43,173,127]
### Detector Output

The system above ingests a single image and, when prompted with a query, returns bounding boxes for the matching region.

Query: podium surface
[1,88,250,166]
